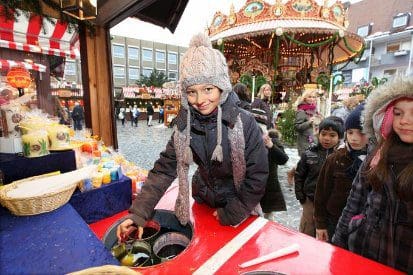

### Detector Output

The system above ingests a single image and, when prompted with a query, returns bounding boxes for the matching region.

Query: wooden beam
[81,25,117,147]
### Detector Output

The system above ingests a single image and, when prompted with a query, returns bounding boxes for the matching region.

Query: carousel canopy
[208,0,364,70]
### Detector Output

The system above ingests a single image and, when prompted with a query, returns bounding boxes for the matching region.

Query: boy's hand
[316,229,329,242]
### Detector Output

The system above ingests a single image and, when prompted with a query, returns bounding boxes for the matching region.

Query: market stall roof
[0,59,46,72]
[0,5,80,59]
[96,0,189,32]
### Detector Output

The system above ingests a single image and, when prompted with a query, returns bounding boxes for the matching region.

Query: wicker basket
[0,173,78,216]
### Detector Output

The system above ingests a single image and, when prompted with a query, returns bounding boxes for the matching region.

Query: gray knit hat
[180,33,232,109]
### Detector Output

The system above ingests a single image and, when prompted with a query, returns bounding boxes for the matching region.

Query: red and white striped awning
[0,6,80,59]
[0,59,46,72]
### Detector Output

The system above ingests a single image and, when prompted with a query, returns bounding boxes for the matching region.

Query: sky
[110,0,362,47]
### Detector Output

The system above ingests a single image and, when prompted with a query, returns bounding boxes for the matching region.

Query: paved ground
[117,120,302,231]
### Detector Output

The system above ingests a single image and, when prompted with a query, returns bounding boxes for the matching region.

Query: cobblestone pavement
[117,120,302,231]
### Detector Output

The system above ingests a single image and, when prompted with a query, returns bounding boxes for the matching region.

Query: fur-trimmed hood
[362,76,413,142]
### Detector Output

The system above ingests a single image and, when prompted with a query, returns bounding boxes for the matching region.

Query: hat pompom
[189,33,212,48]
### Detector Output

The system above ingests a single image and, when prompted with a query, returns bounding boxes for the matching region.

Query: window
[142,68,152,77]
[113,66,125,78]
[156,50,165,63]
[64,61,76,76]
[168,52,177,65]
[128,67,139,80]
[392,13,410,28]
[387,43,400,53]
[142,49,153,62]
[168,71,177,80]
[113,44,125,58]
[128,47,139,60]
[384,69,397,77]
[357,25,370,37]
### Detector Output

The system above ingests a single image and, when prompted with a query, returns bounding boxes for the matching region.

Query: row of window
[357,12,411,37]
[113,66,177,81]
[112,44,180,64]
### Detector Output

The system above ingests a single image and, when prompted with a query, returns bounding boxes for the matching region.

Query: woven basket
[0,173,78,216]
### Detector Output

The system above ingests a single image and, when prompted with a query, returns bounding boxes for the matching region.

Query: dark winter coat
[251,97,273,129]
[71,105,84,121]
[146,104,154,115]
[260,137,289,213]
[314,147,358,229]
[294,144,334,204]
[332,161,413,273]
[238,99,251,111]
[128,93,269,226]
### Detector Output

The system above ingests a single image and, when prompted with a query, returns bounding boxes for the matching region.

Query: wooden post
[79,25,117,147]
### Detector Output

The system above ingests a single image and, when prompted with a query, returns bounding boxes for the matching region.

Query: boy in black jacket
[294,117,344,237]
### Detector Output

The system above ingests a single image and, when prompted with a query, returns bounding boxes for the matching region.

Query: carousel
[208,0,364,110]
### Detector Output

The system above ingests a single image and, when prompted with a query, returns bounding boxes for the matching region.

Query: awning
[0,6,80,59]
[0,59,46,72]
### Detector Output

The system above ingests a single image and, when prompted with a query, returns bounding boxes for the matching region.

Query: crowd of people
[115,33,412,273]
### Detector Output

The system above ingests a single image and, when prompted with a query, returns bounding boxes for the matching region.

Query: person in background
[314,104,368,242]
[116,33,268,241]
[132,105,140,127]
[146,102,154,126]
[294,117,344,237]
[118,107,126,126]
[331,96,360,123]
[159,106,164,124]
[71,101,84,131]
[332,77,413,273]
[287,89,323,185]
[233,82,251,111]
[252,83,273,129]
[260,128,289,220]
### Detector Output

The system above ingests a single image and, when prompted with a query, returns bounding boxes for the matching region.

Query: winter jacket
[332,161,413,273]
[314,147,357,229]
[128,93,269,226]
[260,137,289,213]
[146,104,154,115]
[294,144,334,203]
[295,108,316,156]
[251,97,273,129]
[71,105,84,121]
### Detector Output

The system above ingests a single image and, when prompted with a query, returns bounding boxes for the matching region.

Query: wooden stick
[239,243,300,268]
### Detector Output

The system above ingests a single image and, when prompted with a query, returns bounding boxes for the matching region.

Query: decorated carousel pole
[326,72,344,116]
[251,75,256,103]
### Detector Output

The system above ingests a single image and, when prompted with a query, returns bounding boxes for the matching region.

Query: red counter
[89,183,402,275]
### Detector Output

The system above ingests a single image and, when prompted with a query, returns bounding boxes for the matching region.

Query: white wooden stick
[239,243,300,268]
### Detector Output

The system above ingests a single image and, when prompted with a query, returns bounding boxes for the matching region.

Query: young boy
[294,117,344,237]
[314,104,368,242]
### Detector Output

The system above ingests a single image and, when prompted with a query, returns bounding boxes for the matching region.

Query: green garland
[342,36,359,53]
[283,32,338,48]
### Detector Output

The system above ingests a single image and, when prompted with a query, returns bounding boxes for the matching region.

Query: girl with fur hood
[116,33,268,241]
[332,77,413,273]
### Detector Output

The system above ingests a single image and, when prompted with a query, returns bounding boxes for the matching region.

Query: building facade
[110,35,187,88]
[339,0,413,84]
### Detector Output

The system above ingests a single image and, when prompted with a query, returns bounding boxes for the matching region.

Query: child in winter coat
[332,77,413,273]
[314,104,368,242]
[260,128,289,220]
[116,33,268,241]
[294,117,344,237]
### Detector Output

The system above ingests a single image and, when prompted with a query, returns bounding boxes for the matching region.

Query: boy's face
[186,84,221,115]
[318,128,340,149]
[346,129,368,150]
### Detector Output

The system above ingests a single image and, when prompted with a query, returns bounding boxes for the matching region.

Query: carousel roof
[208,0,364,64]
